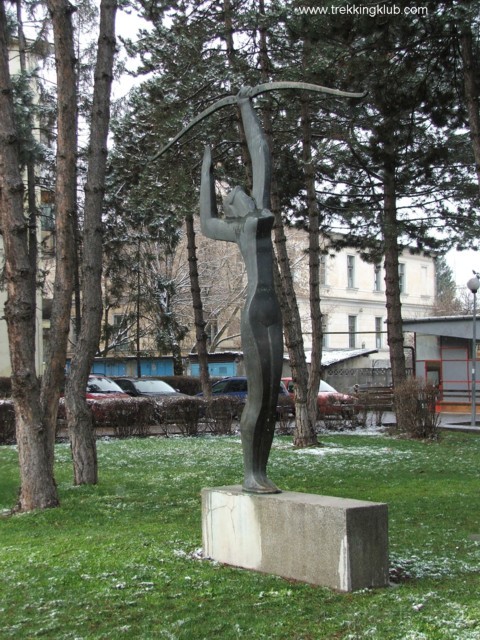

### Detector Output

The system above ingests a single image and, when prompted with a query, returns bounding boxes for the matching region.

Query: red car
[85,375,130,399]
[281,377,356,418]
[58,375,130,424]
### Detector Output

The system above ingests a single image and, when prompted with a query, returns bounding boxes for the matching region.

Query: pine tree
[0,0,59,511]
[433,255,463,315]
[110,0,479,438]
[65,0,118,485]
[283,0,479,405]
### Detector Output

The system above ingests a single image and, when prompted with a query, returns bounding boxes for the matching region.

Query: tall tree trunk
[0,0,58,511]
[382,154,407,404]
[258,0,317,447]
[185,212,211,397]
[42,0,77,465]
[15,1,37,282]
[271,190,317,447]
[301,88,323,430]
[459,27,480,190]
[66,0,117,484]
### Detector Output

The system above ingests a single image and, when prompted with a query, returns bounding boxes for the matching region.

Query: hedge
[0,401,15,445]
[0,394,294,444]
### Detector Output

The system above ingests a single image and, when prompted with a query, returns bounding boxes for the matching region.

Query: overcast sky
[446,247,480,289]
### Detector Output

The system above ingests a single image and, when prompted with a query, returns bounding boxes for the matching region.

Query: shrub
[276,396,295,435]
[205,396,243,435]
[57,397,156,438]
[155,396,205,436]
[319,414,361,432]
[92,397,156,438]
[393,378,440,440]
[0,400,15,444]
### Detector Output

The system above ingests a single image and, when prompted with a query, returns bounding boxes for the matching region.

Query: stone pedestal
[202,486,388,592]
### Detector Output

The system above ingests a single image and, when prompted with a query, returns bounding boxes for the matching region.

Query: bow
[153,81,366,160]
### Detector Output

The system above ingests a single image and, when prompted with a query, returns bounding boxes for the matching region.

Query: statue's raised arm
[200,145,237,243]
[237,87,271,211]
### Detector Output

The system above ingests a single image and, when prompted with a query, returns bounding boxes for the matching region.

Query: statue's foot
[242,475,281,494]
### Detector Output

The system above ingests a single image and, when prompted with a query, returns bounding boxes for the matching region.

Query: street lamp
[467,273,480,427]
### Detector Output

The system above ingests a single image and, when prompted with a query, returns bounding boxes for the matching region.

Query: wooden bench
[353,385,394,414]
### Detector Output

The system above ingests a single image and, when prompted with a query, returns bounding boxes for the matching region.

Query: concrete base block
[202,486,388,592]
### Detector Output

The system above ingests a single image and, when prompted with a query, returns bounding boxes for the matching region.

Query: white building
[286,229,436,367]
[176,223,437,370]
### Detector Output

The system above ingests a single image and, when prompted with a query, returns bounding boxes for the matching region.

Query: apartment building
[286,228,436,366]
[164,223,436,369]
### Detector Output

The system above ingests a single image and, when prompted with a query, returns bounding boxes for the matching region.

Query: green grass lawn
[1,431,480,639]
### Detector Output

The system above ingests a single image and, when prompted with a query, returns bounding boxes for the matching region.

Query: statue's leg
[257,320,283,476]
[240,312,281,494]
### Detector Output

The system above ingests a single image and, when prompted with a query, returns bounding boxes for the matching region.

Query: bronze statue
[155,82,365,494]
[200,88,282,493]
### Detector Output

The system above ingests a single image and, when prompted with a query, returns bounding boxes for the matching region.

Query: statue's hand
[237,86,253,105]
[202,145,212,176]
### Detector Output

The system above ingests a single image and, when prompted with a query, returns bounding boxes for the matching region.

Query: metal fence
[324,368,394,393]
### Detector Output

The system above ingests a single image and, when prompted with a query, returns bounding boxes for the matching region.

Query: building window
[113,314,126,329]
[375,317,383,349]
[320,254,327,286]
[40,204,55,231]
[347,255,355,288]
[374,264,382,291]
[113,314,130,353]
[348,315,357,348]
[398,263,406,293]
[421,265,429,296]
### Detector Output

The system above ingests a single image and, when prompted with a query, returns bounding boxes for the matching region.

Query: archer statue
[155,82,365,494]
[200,87,282,493]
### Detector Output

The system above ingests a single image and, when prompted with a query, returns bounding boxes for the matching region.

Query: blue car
[198,376,294,418]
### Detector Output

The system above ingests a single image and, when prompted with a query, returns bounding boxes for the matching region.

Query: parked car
[86,375,130,398]
[112,377,187,399]
[197,376,294,419]
[58,375,131,425]
[281,377,357,418]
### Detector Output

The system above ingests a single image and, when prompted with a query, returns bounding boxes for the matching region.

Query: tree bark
[0,0,58,511]
[271,192,317,447]
[300,89,323,430]
[185,212,211,397]
[382,154,407,394]
[459,27,480,190]
[65,0,117,484]
[42,0,77,466]
[15,1,38,285]
[257,0,317,447]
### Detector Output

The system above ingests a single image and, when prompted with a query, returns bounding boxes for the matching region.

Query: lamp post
[467,274,480,427]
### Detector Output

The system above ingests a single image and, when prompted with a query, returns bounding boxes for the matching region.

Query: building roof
[188,351,242,362]
[189,348,378,367]
[305,348,379,367]
[403,316,480,339]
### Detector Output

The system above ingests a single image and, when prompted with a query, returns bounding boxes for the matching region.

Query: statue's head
[223,186,256,218]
